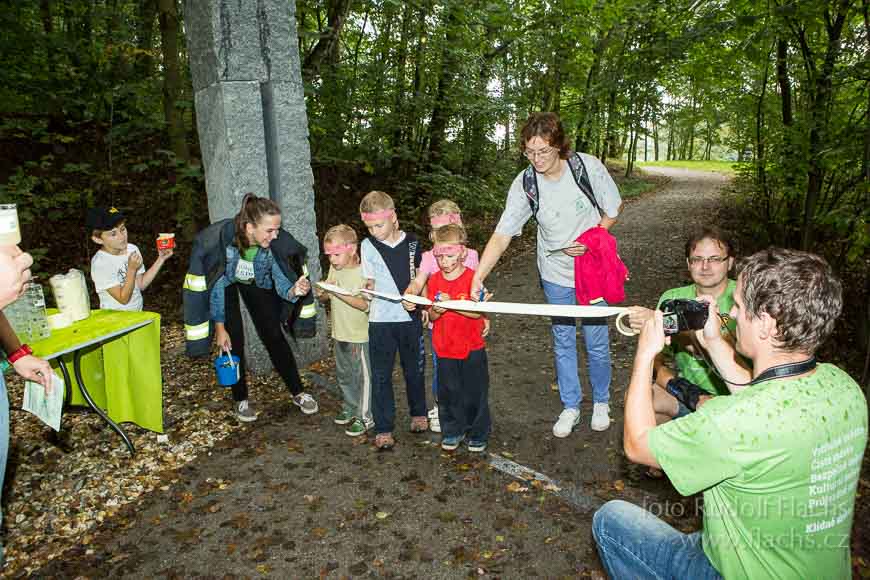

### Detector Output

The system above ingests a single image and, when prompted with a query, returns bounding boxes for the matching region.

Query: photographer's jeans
[593,500,722,580]
[0,374,8,564]
[541,280,611,408]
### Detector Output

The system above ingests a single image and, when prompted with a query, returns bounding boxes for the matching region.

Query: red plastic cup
[156,233,175,251]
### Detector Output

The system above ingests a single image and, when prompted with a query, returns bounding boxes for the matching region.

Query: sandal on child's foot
[409,416,428,433]
[375,433,395,450]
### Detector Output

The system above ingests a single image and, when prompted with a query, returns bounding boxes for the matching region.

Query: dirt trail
[31,167,734,579]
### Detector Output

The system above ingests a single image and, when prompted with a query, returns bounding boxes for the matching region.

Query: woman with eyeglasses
[470,112,624,438]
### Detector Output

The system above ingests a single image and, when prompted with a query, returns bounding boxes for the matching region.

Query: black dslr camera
[659,298,709,336]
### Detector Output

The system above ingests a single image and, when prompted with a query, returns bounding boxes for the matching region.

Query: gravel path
[26,167,735,579]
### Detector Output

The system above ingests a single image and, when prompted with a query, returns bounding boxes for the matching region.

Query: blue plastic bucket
[214,353,240,386]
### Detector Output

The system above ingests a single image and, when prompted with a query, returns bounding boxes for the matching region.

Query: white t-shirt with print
[495,153,622,287]
[90,243,146,311]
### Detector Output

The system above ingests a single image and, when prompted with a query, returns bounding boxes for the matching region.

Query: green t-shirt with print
[234,246,259,284]
[657,280,736,395]
[648,363,867,579]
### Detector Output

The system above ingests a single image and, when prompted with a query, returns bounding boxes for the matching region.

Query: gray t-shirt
[495,153,622,286]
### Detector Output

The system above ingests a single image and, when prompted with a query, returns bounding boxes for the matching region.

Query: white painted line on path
[488,453,604,512]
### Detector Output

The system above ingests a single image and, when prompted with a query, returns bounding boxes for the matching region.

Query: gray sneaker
[292,392,319,415]
[235,400,257,422]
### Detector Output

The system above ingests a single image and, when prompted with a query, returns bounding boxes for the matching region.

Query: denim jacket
[209,245,298,323]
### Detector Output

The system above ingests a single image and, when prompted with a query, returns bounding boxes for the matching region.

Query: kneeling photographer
[593,248,867,579]
[626,227,739,428]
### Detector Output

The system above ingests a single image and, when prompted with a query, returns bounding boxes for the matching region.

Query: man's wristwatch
[7,344,33,364]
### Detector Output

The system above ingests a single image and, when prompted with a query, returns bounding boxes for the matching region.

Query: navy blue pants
[436,348,490,442]
[369,320,427,434]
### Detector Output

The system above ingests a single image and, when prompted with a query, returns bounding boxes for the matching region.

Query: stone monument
[185,0,326,370]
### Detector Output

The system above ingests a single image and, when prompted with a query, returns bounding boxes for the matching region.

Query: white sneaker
[552,408,581,438]
[591,403,611,431]
[428,407,441,433]
[235,400,257,423]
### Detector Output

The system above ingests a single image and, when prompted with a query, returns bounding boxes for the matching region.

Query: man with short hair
[471,112,623,436]
[594,248,868,579]
[628,227,738,423]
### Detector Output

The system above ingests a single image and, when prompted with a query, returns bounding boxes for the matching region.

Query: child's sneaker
[409,416,428,433]
[427,407,441,433]
[375,432,395,450]
[292,393,319,415]
[235,400,257,422]
[441,434,465,451]
[345,418,368,437]
[467,439,487,453]
[334,410,354,425]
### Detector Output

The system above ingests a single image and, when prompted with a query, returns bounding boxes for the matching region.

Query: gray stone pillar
[186,0,326,373]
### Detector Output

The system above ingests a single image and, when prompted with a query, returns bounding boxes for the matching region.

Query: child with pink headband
[404,200,484,433]
[314,224,373,437]
[425,223,490,452]
[359,191,427,450]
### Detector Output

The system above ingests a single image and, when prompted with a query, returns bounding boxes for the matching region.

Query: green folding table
[29,309,163,456]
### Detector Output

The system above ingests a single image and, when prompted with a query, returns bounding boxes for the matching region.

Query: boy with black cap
[86,206,173,311]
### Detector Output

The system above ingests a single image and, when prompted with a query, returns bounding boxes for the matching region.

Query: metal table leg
[70,349,136,456]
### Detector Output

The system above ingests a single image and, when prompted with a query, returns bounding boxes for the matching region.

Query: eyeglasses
[688,255,729,266]
[523,146,556,160]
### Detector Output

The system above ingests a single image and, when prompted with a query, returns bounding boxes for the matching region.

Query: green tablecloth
[30,309,163,433]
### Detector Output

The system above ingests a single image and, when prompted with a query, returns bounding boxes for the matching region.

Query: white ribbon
[328,285,636,336]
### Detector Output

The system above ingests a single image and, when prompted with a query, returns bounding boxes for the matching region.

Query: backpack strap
[408,239,417,281]
[523,152,603,219]
[567,152,603,217]
[522,165,540,220]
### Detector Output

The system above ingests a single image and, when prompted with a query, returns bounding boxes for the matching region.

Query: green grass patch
[638,160,746,175]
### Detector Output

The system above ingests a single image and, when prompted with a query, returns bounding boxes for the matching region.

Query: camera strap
[689,326,816,388]
[750,357,817,385]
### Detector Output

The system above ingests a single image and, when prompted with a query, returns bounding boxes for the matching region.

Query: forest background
[0,0,867,384]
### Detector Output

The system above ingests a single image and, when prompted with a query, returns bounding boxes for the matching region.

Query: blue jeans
[541,280,611,408]
[0,374,8,564]
[368,320,427,434]
[593,500,722,580]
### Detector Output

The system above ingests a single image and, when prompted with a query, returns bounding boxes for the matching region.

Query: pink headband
[430,213,461,227]
[360,209,395,221]
[324,242,356,255]
[432,244,465,257]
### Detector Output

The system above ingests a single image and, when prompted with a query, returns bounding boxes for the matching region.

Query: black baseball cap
[86,207,126,231]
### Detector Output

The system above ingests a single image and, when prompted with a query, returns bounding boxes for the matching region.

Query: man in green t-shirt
[628,227,738,423]
[594,247,868,579]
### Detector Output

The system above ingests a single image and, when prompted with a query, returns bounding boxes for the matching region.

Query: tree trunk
[390,1,413,154]
[302,0,352,79]
[136,0,159,78]
[756,46,772,225]
[602,88,618,164]
[426,3,462,167]
[862,0,870,182]
[776,38,793,127]
[800,1,852,250]
[644,124,648,162]
[158,0,189,162]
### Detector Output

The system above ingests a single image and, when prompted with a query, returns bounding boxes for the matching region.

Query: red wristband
[7,344,32,364]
